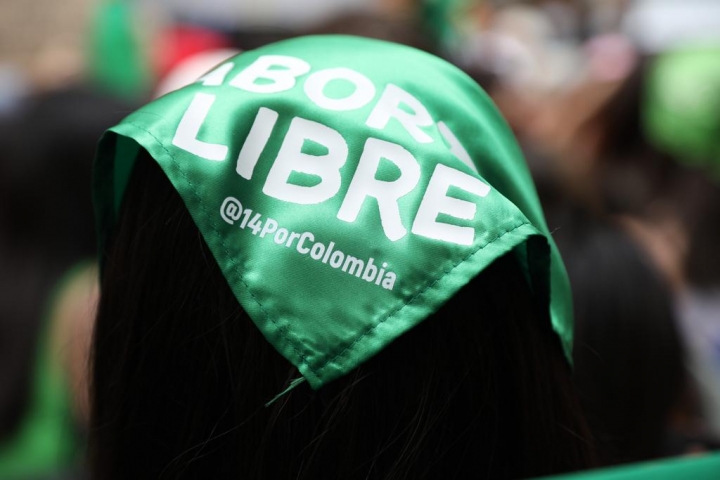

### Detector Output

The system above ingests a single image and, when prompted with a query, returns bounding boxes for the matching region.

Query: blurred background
[1,0,719,477]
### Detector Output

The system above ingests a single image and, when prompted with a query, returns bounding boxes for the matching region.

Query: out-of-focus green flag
[422,0,474,54]
[644,43,720,175]
[88,0,152,99]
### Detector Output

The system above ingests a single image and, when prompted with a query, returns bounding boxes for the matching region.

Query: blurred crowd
[1,0,720,477]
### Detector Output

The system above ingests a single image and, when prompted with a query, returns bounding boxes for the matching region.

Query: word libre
[172,54,492,247]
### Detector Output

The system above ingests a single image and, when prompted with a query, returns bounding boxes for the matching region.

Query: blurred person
[545,202,689,464]
[0,86,136,477]
[539,40,720,448]
[506,31,638,212]
[642,43,720,442]
[429,0,720,464]
[574,43,720,402]
[420,1,587,134]
[90,35,596,478]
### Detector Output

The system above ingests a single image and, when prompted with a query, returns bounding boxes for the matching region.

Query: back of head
[90,35,594,479]
[92,152,593,479]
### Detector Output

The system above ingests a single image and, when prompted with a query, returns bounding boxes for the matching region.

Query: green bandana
[94,35,572,389]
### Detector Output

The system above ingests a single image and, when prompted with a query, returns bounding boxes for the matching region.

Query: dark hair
[551,206,686,464]
[90,152,595,479]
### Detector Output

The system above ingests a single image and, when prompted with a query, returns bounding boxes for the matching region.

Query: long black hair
[90,152,595,479]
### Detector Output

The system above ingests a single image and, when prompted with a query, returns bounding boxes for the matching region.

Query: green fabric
[422,0,470,53]
[536,453,720,480]
[94,35,572,389]
[0,265,81,477]
[644,43,720,173]
[89,0,151,99]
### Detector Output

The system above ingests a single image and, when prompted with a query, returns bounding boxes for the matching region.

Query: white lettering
[259,218,278,238]
[375,262,387,285]
[329,250,345,268]
[310,242,325,260]
[274,227,289,244]
[230,55,310,93]
[366,84,434,143]
[236,107,279,179]
[263,117,348,204]
[286,231,301,248]
[304,67,376,111]
[199,62,234,86]
[342,256,365,277]
[438,121,477,174]
[412,163,490,246]
[362,258,378,282]
[337,138,420,241]
[382,272,397,290]
[322,241,335,263]
[172,93,228,161]
[297,232,314,254]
